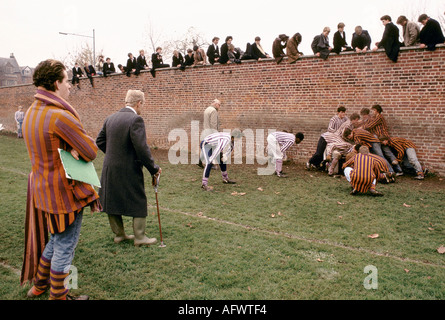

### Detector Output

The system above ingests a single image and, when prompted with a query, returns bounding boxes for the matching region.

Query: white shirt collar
[126,106,137,114]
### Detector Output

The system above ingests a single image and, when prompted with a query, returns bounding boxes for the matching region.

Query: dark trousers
[201,141,227,178]
[309,136,327,167]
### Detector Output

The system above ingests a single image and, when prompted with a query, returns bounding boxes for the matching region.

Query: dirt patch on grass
[151,149,444,191]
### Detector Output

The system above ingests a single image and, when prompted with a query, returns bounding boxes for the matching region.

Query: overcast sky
[1,0,444,68]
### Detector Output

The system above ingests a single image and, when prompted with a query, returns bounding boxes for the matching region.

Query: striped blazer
[343,153,378,193]
[21,88,101,285]
[352,128,380,147]
[367,153,390,181]
[23,89,100,219]
[364,113,390,137]
[388,137,417,162]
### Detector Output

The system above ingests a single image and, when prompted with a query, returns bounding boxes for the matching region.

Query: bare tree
[171,27,210,56]
[59,42,103,69]
[142,18,210,65]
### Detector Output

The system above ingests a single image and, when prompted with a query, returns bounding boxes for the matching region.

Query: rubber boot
[133,217,157,247]
[108,215,134,244]
[328,158,339,176]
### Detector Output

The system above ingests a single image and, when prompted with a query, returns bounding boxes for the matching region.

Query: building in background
[0,53,34,87]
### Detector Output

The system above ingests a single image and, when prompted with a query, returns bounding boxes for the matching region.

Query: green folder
[58,148,101,187]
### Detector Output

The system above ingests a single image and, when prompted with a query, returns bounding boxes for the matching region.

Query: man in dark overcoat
[96,90,161,246]
[373,15,400,62]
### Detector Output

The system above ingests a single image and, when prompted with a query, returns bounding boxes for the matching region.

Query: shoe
[27,286,46,298]
[414,174,424,180]
[389,172,396,183]
[395,172,404,177]
[201,185,213,191]
[274,171,287,178]
[350,189,358,195]
[382,173,391,184]
[222,178,236,184]
[369,189,384,197]
[66,294,89,300]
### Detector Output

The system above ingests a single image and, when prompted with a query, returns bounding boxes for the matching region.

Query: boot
[133,217,157,247]
[328,158,339,176]
[108,215,134,244]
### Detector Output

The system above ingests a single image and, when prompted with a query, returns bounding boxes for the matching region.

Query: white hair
[125,90,145,107]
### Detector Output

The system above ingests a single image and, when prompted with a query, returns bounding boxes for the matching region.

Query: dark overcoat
[378,22,400,62]
[96,108,159,217]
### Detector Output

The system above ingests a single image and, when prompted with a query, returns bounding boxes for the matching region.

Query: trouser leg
[309,136,327,167]
[43,212,83,300]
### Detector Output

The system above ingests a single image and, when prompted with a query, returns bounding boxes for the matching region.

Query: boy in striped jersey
[363,104,402,174]
[344,127,397,175]
[379,136,425,180]
[201,130,243,191]
[342,145,384,196]
[307,107,348,170]
[267,131,304,177]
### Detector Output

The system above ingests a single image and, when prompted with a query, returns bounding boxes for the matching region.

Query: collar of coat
[35,87,81,120]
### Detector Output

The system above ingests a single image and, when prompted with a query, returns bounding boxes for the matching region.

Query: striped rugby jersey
[202,132,233,163]
[387,137,417,162]
[270,131,296,153]
[326,115,349,133]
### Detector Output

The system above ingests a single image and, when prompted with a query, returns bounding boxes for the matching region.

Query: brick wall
[1,46,444,175]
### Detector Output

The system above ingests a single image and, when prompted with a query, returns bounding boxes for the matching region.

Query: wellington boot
[328,158,339,176]
[108,215,135,244]
[133,217,157,247]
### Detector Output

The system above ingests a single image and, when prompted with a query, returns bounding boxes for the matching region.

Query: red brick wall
[1,46,444,175]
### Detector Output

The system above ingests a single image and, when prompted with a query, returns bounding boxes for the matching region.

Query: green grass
[0,133,444,300]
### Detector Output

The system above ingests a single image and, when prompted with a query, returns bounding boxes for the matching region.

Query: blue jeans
[371,142,402,173]
[42,211,83,273]
[200,141,227,178]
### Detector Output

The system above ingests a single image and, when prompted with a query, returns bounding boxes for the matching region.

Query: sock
[221,171,229,180]
[49,269,69,300]
[276,159,283,174]
[202,177,209,186]
[33,255,51,292]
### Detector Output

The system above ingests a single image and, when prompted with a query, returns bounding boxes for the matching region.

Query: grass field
[0,133,444,301]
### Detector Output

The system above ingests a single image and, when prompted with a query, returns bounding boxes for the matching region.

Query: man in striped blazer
[267,131,304,177]
[22,59,101,300]
[344,127,397,175]
[342,145,384,196]
[379,136,425,180]
[363,104,402,174]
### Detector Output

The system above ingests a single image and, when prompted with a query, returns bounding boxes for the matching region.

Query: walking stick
[153,172,166,248]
